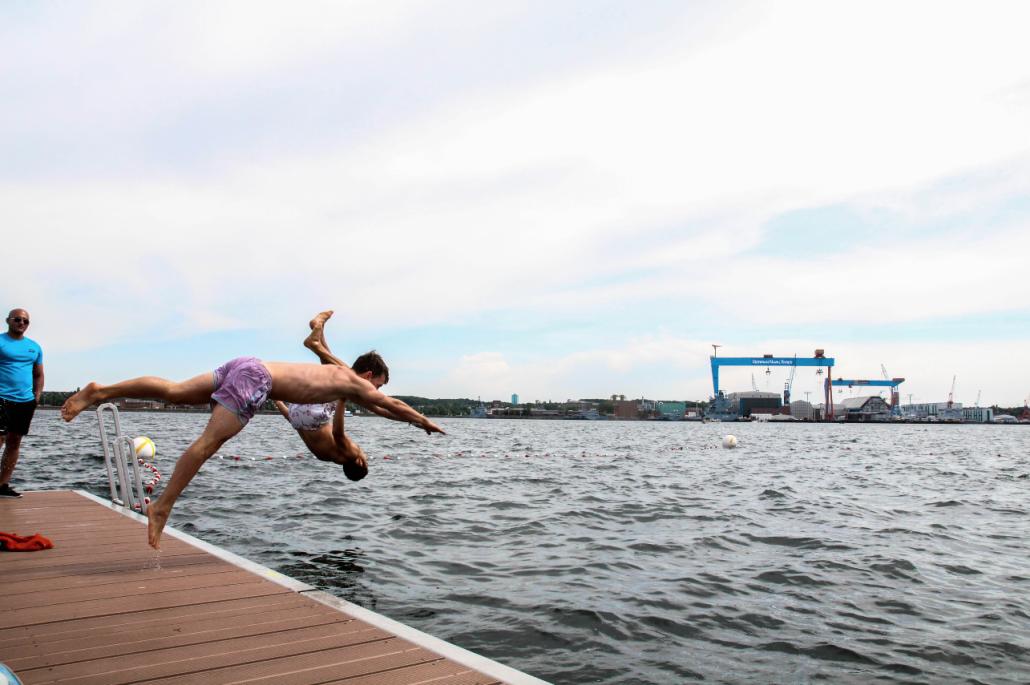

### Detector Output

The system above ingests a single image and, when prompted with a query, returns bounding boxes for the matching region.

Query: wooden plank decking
[0,491,547,685]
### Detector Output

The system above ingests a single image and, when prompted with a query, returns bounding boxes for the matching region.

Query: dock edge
[72,489,551,685]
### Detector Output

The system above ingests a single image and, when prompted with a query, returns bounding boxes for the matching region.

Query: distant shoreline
[35,406,1026,425]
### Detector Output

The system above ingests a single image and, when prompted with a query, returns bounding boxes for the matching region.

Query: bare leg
[303,312,350,369]
[304,316,356,454]
[146,405,244,549]
[298,318,368,477]
[0,433,23,484]
[316,314,330,350]
[62,373,215,422]
[304,336,348,367]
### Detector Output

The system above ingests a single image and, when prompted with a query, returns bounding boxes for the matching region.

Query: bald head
[6,308,30,338]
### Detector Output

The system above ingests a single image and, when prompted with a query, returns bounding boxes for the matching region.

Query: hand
[421,419,445,435]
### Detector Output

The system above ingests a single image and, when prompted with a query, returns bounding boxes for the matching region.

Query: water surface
[12,410,1030,684]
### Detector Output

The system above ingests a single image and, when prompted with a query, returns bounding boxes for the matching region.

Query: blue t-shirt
[0,333,43,402]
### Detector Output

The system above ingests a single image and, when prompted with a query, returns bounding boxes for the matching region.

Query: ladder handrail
[124,434,149,511]
[96,403,148,513]
[96,404,120,502]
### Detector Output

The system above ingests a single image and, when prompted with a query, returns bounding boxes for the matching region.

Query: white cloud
[167,1,419,78]
[445,352,514,397]
[699,224,1030,326]
[5,1,1030,400]
[439,334,715,401]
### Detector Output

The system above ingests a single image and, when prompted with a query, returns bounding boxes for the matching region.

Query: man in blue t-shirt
[0,308,44,498]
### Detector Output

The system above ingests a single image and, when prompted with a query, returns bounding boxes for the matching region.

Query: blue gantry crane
[826,377,905,416]
[709,348,836,420]
[784,361,797,407]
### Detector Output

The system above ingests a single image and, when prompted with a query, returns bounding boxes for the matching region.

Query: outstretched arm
[301,314,441,434]
[360,401,422,423]
[330,399,368,481]
[352,382,445,435]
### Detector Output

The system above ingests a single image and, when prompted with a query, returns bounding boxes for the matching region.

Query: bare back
[293,424,338,461]
[263,361,371,405]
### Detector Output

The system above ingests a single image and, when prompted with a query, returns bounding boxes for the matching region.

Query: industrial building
[902,402,964,421]
[814,403,855,419]
[725,391,782,418]
[962,406,994,423]
[657,401,686,420]
[612,398,684,420]
[838,396,892,421]
[789,400,816,420]
[613,399,651,419]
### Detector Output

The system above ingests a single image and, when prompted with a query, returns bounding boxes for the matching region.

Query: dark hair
[343,461,368,481]
[352,350,389,384]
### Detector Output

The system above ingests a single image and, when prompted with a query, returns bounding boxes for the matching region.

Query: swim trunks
[211,357,273,425]
[286,402,337,431]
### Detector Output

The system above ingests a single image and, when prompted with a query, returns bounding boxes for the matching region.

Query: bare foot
[308,310,334,330]
[304,311,333,353]
[147,504,169,550]
[61,382,101,422]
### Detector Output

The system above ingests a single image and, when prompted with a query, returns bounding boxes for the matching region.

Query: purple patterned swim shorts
[211,357,273,425]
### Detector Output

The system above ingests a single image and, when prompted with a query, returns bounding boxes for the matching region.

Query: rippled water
[12,408,1030,684]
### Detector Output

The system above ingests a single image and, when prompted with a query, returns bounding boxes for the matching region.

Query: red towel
[0,532,54,551]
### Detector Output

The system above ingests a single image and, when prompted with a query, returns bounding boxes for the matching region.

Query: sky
[3,0,1030,407]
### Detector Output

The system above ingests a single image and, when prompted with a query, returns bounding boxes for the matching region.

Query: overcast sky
[4,0,1029,406]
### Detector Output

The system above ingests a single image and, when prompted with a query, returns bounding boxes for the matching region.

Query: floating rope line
[128,458,163,510]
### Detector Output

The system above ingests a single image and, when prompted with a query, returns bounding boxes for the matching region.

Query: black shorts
[0,398,37,436]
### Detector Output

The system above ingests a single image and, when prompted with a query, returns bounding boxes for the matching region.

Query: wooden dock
[0,490,548,685]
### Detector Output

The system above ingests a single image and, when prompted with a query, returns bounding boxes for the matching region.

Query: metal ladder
[96,403,149,513]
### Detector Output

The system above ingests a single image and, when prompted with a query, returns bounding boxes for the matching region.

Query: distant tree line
[39,390,76,406]
[395,396,708,417]
[393,396,480,417]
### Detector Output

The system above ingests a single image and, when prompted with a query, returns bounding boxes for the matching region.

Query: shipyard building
[837,396,891,421]
[657,401,686,419]
[902,402,964,421]
[789,400,816,420]
[962,406,994,423]
[725,391,781,417]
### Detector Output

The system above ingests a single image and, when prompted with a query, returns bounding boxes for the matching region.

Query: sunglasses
[9,317,29,324]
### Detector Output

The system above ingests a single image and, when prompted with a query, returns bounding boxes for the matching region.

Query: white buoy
[133,436,156,460]
[722,434,738,449]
